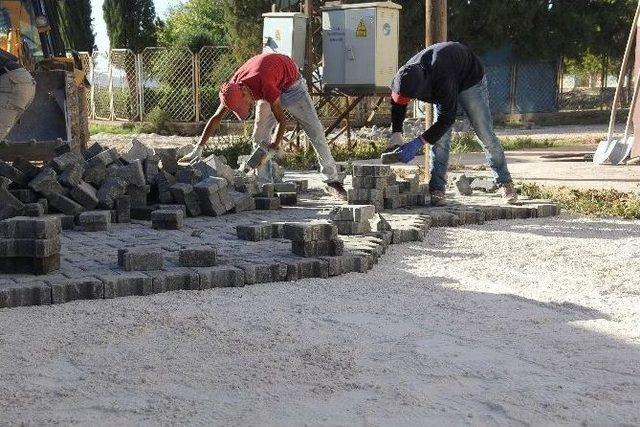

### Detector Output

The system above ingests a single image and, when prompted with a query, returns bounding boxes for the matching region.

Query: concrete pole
[424,0,447,180]
[303,0,314,91]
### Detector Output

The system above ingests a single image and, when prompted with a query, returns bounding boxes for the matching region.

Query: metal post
[107,50,114,121]
[194,51,201,122]
[424,0,447,181]
[303,0,314,91]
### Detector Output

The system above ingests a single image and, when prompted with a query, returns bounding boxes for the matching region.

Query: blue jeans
[429,77,512,192]
[252,78,342,184]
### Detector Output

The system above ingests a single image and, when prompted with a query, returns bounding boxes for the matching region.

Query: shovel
[594,1,640,165]
[609,71,640,165]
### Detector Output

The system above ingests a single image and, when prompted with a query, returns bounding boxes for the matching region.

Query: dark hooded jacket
[0,49,21,73]
[390,42,484,144]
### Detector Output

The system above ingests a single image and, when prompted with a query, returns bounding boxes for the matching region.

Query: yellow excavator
[0,0,89,161]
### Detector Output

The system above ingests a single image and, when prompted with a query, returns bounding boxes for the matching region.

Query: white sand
[0,215,638,425]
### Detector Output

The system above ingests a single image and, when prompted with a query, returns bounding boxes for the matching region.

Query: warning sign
[355,19,367,37]
[275,30,282,41]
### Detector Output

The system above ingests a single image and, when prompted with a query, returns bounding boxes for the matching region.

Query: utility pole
[303,0,314,91]
[424,0,447,179]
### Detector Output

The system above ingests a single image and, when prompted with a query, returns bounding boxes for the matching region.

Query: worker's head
[391,64,429,105]
[219,82,254,120]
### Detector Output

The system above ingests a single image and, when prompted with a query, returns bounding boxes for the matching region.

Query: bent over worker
[180,52,346,197]
[0,49,36,141]
[390,42,518,206]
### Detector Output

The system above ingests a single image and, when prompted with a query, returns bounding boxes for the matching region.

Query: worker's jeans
[252,78,342,183]
[429,77,512,192]
[0,68,36,141]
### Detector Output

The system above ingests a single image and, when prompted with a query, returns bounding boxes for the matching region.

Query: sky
[91,0,174,51]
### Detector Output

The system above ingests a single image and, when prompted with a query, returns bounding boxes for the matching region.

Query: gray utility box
[321,1,401,94]
[262,12,307,69]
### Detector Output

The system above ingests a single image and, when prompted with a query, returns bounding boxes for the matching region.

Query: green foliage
[103,0,158,52]
[55,0,95,52]
[519,183,640,219]
[159,0,228,52]
[140,107,171,134]
[89,123,142,135]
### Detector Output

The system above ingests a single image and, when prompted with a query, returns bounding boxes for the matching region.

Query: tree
[159,0,228,52]
[51,0,95,52]
[103,0,157,52]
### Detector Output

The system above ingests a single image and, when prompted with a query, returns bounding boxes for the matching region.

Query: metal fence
[80,47,631,125]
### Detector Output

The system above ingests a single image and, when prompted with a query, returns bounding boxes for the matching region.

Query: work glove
[396,136,424,164]
[178,145,203,165]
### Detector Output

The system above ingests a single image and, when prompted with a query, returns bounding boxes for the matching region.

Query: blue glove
[396,137,424,163]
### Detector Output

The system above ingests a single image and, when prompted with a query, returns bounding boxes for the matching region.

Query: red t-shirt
[231,53,299,104]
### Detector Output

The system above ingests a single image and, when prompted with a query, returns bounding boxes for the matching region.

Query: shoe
[430,190,447,207]
[178,146,203,164]
[383,144,401,153]
[501,181,519,205]
[326,181,348,200]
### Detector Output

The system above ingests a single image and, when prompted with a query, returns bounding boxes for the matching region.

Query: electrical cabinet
[321,2,401,93]
[262,12,307,69]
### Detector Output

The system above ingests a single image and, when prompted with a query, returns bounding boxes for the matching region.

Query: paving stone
[260,183,275,198]
[100,272,152,298]
[0,281,51,307]
[333,220,371,235]
[292,239,343,257]
[58,164,84,188]
[48,214,74,230]
[0,187,24,220]
[0,216,61,239]
[233,174,260,195]
[114,196,131,223]
[50,278,103,303]
[176,165,204,185]
[353,164,391,177]
[383,197,404,210]
[352,175,388,189]
[156,204,187,216]
[383,185,400,199]
[126,184,150,208]
[149,269,200,293]
[193,154,235,184]
[156,170,176,204]
[255,197,281,210]
[23,203,44,217]
[320,254,370,275]
[155,147,180,175]
[230,190,255,212]
[151,209,184,230]
[50,152,87,174]
[9,189,38,203]
[78,211,112,232]
[83,142,105,160]
[83,160,107,187]
[97,177,127,209]
[107,160,146,187]
[278,192,297,206]
[179,246,217,267]
[170,183,201,217]
[12,157,40,180]
[285,179,308,192]
[453,174,473,196]
[144,155,160,185]
[131,206,156,221]
[47,192,84,216]
[273,182,297,193]
[234,261,285,285]
[536,203,560,217]
[0,254,60,275]
[87,147,119,167]
[471,178,498,192]
[236,224,273,241]
[218,189,236,212]
[122,138,155,163]
[0,236,61,258]
[0,160,27,186]
[377,214,392,231]
[244,145,270,170]
[118,247,164,271]
[29,167,64,196]
[69,181,99,210]
[287,258,329,279]
[198,266,244,288]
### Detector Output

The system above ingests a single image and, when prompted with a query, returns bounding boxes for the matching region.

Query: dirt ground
[0,215,638,425]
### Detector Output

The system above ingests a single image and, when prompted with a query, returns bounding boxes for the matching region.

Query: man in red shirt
[180,53,346,196]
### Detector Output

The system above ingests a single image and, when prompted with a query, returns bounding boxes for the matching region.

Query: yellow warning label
[355,19,367,37]
[275,29,282,41]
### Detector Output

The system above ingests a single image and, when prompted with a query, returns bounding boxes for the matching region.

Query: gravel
[0,215,638,425]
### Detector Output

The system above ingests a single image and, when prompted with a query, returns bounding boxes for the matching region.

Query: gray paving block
[198,266,244,289]
[107,160,146,187]
[179,246,217,267]
[234,261,284,285]
[118,247,164,271]
[78,211,111,232]
[69,181,99,210]
[352,175,389,190]
[292,239,343,257]
[97,177,127,209]
[149,270,200,293]
[100,273,153,298]
[353,164,391,177]
[23,203,44,217]
[259,183,275,198]
[50,152,87,174]
[155,170,177,204]
[156,204,187,216]
[0,254,60,275]
[333,220,371,235]
[176,165,204,185]
[154,147,180,175]
[50,278,104,303]
[453,174,473,196]
[87,148,119,167]
[83,160,107,187]
[82,142,105,160]
[151,209,184,230]
[122,138,155,163]
[170,183,201,217]
[285,179,308,192]
[47,192,84,216]
[278,192,297,206]
[0,216,61,239]
[236,224,273,241]
[273,182,297,193]
[0,281,52,307]
[29,167,64,196]
[144,155,160,185]
[254,197,281,210]
[287,258,329,279]
[9,189,38,203]
[0,236,61,258]
[127,185,150,208]
[383,185,400,198]
[0,187,24,220]
[59,164,84,188]
[12,157,40,180]
[0,159,27,186]
[471,178,498,193]
[130,206,155,221]
[230,190,255,212]
[114,196,131,223]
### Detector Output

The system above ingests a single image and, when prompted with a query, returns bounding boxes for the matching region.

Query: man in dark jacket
[0,49,36,141]
[390,42,517,205]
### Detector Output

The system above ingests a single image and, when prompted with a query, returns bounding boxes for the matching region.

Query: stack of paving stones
[0,139,303,228]
[329,205,376,235]
[452,173,501,196]
[348,164,430,211]
[283,222,343,257]
[0,216,61,275]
